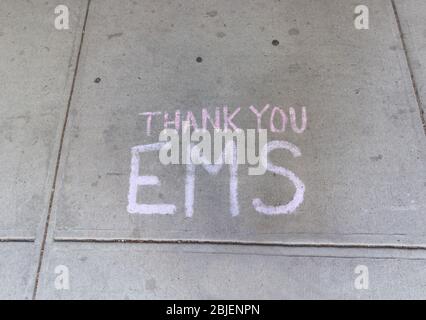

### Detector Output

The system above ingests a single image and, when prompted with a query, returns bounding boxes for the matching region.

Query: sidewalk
[1,0,426,299]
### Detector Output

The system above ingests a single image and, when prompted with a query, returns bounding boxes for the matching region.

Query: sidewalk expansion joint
[32,0,92,300]
[391,0,426,136]
[53,237,426,251]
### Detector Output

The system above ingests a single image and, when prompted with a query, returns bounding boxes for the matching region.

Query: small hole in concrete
[272,39,279,46]
[196,57,203,63]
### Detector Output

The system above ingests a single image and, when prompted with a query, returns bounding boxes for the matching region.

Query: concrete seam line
[391,0,426,135]
[31,0,92,300]
[52,237,426,251]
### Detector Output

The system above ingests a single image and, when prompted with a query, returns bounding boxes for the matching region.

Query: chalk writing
[139,105,307,135]
[128,141,304,216]
[128,104,308,217]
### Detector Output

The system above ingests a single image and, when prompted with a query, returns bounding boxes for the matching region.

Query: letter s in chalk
[252,140,305,215]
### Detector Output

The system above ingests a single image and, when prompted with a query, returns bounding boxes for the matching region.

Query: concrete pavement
[1,0,426,299]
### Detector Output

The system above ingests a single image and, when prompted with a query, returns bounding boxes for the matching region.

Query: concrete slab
[52,0,426,245]
[0,0,87,238]
[0,243,36,299]
[394,0,426,132]
[36,242,426,299]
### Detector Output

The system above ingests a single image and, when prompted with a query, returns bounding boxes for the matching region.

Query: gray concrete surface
[0,0,86,238]
[51,0,426,245]
[394,0,426,133]
[37,243,426,299]
[0,243,36,299]
[1,0,426,299]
